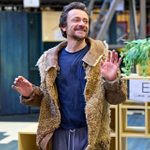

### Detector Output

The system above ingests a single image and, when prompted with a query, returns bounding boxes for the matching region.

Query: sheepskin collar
[44,38,106,71]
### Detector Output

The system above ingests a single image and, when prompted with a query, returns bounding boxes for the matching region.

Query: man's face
[62,9,89,41]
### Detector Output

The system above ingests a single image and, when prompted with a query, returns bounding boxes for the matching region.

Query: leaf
[121,38,150,76]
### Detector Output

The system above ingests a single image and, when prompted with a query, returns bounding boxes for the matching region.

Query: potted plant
[120,38,150,76]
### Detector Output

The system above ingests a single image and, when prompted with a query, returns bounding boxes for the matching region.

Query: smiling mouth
[75,29,87,33]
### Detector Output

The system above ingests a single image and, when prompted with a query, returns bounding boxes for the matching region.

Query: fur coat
[21,38,127,150]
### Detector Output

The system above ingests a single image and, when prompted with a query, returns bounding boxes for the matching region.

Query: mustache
[75,26,88,32]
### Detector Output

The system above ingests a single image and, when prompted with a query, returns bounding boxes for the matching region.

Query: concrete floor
[0,113,38,150]
[0,122,37,150]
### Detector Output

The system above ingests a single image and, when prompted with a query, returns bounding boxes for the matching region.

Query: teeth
[77,30,85,31]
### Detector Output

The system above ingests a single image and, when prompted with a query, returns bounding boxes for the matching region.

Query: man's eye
[84,20,88,24]
[73,18,80,22]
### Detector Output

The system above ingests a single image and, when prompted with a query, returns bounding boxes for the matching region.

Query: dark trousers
[52,127,88,150]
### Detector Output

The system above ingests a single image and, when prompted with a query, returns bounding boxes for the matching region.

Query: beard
[72,33,88,41]
[71,28,89,41]
[66,26,89,41]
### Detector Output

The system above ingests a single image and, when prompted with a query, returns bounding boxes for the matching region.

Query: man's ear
[61,26,66,32]
[60,24,66,32]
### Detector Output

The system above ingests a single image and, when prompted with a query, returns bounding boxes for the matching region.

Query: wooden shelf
[121,133,148,137]
[122,74,150,80]
[119,75,150,150]
[18,123,38,150]
[110,106,119,150]
[119,101,149,150]
[120,105,146,109]
[110,131,117,137]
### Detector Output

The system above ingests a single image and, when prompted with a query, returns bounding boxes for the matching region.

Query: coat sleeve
[101,41,127,104]
[102,74,127,104]
[20,84,44,107]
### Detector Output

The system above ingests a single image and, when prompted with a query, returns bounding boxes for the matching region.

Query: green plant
[120,38,150,76]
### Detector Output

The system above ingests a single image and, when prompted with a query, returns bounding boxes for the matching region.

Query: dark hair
[59,2,89,38]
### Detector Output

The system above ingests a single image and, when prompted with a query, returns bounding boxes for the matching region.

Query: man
[12,2,126,150]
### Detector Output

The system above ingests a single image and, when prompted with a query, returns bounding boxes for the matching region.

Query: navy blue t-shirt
[56,45,89,129]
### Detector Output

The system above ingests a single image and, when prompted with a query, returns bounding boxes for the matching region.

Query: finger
[110,50,115,63]
[117,57,122,67]
[17,76,25,83]
[11,85,21,93]
[114,51,119,64]
[14,77,22,87]
[100,60,104,67]
[112,50,119,64]
[11,84,15,90]
[20,80,30,88]
[15,76,27,87]
[107,51,111,62]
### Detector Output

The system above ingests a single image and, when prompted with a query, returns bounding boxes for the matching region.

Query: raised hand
[12,76,33,97]
[100,50,122,81]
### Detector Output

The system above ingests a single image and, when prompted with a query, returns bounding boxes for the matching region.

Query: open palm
[100,50,121,81]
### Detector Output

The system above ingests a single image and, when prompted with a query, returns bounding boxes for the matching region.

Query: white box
[129,79,150,102]
[23,0,40,8]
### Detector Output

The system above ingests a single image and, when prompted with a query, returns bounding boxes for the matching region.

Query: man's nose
[79,20,86,26]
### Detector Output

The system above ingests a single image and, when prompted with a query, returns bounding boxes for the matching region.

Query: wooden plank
[18,123,38,150]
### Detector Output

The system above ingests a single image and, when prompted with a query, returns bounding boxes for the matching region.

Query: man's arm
[100,50,127,104]
[102,74,127,104]
[12,76,43,107]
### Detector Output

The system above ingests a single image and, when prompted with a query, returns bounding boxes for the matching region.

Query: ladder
[89,0,146,41]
